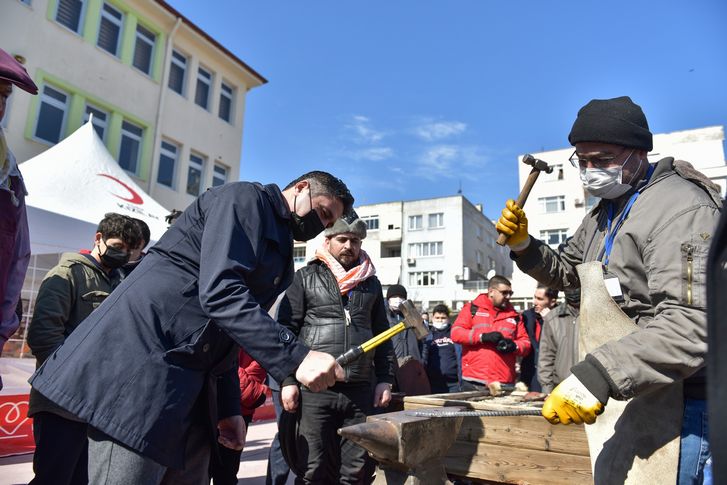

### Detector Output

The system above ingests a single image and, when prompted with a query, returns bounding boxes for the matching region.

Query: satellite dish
[486,269,497,280]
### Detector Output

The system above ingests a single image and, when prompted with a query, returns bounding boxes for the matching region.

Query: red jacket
[451,293,531,384]
[239,349,269,417]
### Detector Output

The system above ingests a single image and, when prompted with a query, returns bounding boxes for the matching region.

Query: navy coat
[519,308,543,392]
[30,182,309,469]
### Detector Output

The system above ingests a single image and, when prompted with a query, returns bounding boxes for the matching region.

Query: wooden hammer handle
[496,168,542,246]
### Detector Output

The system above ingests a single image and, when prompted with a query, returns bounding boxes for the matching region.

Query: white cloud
[417,144,489,179]
[412,120,467,141]
[345,115,385,144]
[349,147,394,161]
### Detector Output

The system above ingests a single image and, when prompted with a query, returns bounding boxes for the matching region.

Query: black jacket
[30,182,308,469]
[519,308,543,392]
[279,259,395,385]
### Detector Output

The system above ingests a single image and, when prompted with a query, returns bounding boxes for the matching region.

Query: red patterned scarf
[315,247,376,295]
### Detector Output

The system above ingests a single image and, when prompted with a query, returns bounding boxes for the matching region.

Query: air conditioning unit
[574,198,584,207]
[407,258,416,266]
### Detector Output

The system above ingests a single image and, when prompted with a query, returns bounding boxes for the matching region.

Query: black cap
[386,284,407,299]
[568,96,653,151]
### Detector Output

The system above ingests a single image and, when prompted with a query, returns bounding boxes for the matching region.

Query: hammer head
[522,154,553,174]
[398,300,430,340]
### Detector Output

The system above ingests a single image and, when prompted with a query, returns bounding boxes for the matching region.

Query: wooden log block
[444,441,593,485]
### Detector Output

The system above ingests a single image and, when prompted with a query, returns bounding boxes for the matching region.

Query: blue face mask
[579,150,641,199]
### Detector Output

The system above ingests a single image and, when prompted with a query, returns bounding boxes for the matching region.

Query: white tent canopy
[20,121,169,254]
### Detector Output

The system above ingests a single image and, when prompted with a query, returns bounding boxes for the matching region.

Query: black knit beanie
[386,284,407,299]
[568,96,653,151]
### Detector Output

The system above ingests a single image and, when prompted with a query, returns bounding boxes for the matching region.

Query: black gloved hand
[480,331,503,344]
[496,338,517,354]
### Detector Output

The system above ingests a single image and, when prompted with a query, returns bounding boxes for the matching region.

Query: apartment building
[293,195,513,313]
[510,125,727,307]
[2,0,265,211]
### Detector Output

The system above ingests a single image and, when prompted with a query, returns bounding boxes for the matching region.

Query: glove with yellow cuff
[495,199,531,251]
[542,356,611,425]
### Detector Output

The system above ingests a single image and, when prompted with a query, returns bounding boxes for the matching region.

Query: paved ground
[0,419,294,485]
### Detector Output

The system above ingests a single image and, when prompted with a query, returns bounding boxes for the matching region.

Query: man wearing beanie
[385,283,423,363]
[277,213,396,483]
[496,96,721,483]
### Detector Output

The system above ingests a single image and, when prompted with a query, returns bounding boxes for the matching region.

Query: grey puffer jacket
[516,157,722,401]
[279,259,395,385]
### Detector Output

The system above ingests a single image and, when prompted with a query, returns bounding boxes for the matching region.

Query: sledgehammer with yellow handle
[335,299,429,366]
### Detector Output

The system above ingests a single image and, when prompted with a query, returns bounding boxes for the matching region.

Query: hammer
[496,154,553,246]
[336,299,429,366]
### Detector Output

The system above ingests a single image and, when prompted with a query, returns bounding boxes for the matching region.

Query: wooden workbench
[403,391,593,484]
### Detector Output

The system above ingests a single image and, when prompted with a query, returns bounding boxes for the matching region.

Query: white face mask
[388,297,404,312]
[579,150,640,200]
[431,319,449,330]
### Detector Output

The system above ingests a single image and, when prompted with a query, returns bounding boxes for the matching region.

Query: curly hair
[98,213,143,249]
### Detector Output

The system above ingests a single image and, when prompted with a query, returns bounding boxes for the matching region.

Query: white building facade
[293,195,513,313]
[2,0,265,211]
[510,126,727,307]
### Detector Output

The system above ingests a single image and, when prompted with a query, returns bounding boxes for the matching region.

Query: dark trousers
[266,388,291,485]
[295,383,374,485]
[209,415,253,485]
[30,412,88,485]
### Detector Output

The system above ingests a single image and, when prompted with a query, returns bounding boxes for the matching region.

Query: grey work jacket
[537,302,579,394]
[516,158,722,400]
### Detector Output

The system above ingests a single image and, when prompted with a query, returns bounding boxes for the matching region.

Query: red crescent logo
[97,173,144,205]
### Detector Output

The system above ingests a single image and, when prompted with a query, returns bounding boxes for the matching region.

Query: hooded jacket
[451,293,531,384]
[27,252,116,417]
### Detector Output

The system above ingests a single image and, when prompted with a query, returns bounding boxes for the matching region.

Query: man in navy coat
[30,171,353,484]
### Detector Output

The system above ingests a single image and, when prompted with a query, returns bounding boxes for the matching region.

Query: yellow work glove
[495,199,530,251]
[542,374,605,425]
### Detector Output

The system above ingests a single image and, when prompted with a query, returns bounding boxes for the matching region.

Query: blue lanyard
[602,164,655,267]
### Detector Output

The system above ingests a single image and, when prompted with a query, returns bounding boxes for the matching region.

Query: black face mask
[289,193,325,241]
[100,240,130,269]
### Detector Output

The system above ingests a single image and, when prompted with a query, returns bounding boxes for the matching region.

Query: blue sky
[168,0,727,218]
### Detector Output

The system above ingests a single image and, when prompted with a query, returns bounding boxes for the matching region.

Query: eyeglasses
[568,148,628,168]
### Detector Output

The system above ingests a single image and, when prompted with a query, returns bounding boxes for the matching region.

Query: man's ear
[294,180,310,195]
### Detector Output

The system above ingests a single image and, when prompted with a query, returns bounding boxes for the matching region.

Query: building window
[409,271,443,287]
[539,195,566,213]
[157,140,178,188]
[187,152,205,196]
[84,104,108,140]
[168,50,187,95]
[409,242,443,257]
[476,225,483,239]
[408,215,422,231]
[218,82,233,122]
[540,228,569,247]
[34,85,69,144]
[293,246,306,264]
[489,257,496,270]
[195,66,212,109]
[97,2,123,57]
[543,163,564,181]
[118,120,143,174]
[55,0,85,33]
[133,24,156,75]
[361,215,379,231]
[476,250,482,267]
[212,163,228,187]
[428,212,444,228]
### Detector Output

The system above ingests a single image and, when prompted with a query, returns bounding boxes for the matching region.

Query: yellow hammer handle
[360,322,406,353]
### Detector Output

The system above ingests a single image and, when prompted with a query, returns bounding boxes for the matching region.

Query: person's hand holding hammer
[495,154,552,253]
[496,199,531,253]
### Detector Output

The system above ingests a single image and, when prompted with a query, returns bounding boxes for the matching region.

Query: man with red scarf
[278,213,396,484]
